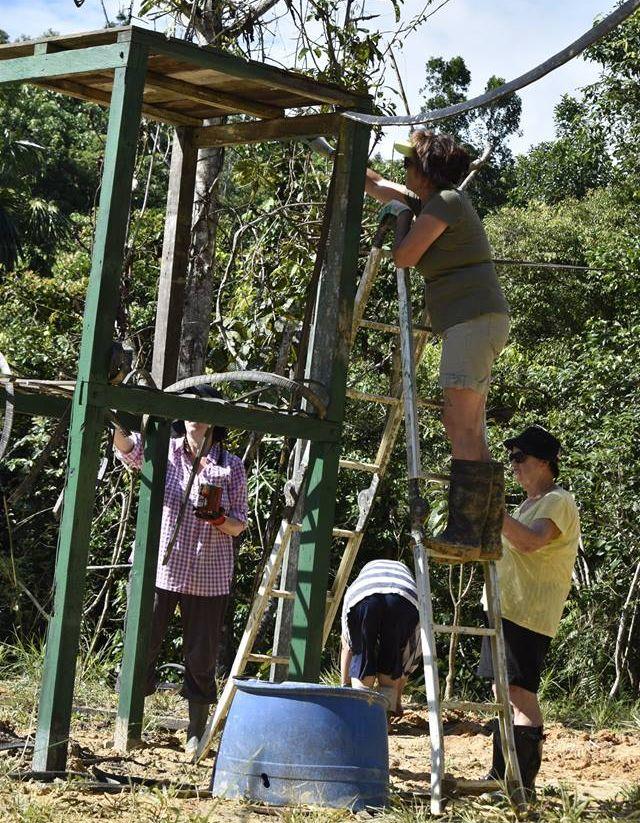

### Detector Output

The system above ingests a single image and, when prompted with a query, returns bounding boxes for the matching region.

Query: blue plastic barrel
[211,678,389,811]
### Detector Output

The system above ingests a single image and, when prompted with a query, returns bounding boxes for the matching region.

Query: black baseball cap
[504,425,561,461]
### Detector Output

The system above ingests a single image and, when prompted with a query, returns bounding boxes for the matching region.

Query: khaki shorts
[439,312,510,395]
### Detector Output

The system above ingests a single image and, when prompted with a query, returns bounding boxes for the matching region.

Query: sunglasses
[509,450,529,464]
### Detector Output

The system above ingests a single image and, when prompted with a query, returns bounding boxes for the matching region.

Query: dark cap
[504,425,561,462]
[172,383,228,441]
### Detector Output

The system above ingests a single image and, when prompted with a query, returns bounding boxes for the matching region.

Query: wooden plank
[195,113,341,148]
[0,42,130,84]
[152,128,198,387]
[288,118,371,682]
[89,383,341,443]
[1,387,69,418]
[0,27,120,59]
[32,77,202,127]
[128,26,370,109]
[114,419,171,750]
[32,45,148,773]
[145,70,283,120]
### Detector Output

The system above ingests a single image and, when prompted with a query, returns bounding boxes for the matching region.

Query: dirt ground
[3,700,640,821]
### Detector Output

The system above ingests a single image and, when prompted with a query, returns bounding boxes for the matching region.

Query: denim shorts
[439,312,510,395]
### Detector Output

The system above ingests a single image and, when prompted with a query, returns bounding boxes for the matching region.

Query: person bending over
[365,130,510,563]
[477,425,580,797]
[340,557,421,714]
[114,385,248,757]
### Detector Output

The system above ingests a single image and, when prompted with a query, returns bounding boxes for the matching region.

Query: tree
[419,55,522,214]
[509,95,612,206]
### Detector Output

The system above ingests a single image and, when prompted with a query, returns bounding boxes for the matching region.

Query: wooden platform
[0,25,369,130]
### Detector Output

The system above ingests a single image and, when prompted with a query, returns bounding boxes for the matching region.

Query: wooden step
[445,777,501,796]
[441,700,503,713]
[332,528,358,539]
[433,624,496,637]
[358,318,432,334]
[339,458,380,473]
[270,589,295,600]
[247,653,289,666]
[346,387,442,411]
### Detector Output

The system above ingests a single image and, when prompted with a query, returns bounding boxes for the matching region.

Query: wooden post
[288,118,370,681]
[114,128,198,750]
[32,43,147,772]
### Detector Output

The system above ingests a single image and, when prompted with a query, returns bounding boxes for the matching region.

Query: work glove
[377,199,412,223]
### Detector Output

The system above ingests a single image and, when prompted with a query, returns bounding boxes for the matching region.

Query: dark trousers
[145,587,228,704]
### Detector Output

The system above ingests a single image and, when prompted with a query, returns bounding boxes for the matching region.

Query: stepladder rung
[442,700,504,714]
[357,318,432,334]
[346,387,400,406]
[247,653,289,666]
[346,387,443,412]
[339,458,380,473]
[433,624,497,637]
[444,777,502,797]
[270,589,295,600]
[332,527,357,539]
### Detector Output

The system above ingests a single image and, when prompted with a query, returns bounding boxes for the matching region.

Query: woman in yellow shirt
[478,424,580,797]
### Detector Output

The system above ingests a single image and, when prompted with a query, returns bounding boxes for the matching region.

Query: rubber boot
[487,718,505,780]
[514,725,543,800]
[426,459,493,562]
[479,461,505,561]
[185,701,210,760]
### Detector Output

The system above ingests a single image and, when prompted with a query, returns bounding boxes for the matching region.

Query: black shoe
[427,460,493,562]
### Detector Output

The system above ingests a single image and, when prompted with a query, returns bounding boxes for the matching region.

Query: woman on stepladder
[364,129,510,562]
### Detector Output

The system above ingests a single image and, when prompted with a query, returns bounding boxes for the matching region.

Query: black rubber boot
[487,719,505,780]
[185,701,210,759]
[427,459,493,562]
[514,725,543,800]
[480,461,505,561]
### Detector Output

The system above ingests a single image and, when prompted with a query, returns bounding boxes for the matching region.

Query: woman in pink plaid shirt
[114,386,248,757]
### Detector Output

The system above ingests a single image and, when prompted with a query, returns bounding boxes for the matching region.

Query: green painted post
[288,118,371,681]
[32,43,148,772]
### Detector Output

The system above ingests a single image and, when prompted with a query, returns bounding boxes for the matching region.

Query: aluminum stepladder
[395,257,525,813]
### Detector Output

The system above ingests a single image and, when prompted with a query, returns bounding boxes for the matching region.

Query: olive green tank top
[407,188,509,333]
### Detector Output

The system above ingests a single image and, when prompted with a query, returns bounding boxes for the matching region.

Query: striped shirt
[116,434,248,597]
[341,560,423,676]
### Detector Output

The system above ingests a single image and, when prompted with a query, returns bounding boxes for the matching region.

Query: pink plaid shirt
[116,434,248,597]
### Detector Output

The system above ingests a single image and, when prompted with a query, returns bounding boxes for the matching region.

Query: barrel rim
[232,677,388,707]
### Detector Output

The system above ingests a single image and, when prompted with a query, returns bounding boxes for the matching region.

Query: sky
[0,0,611,157]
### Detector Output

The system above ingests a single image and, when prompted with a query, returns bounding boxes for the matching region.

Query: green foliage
[420,55,522,215]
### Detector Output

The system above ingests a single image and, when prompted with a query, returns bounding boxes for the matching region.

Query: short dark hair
[411,130,470,188]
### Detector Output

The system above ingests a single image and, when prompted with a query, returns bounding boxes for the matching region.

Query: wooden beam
[33,76,202,127]
[88,383,341,443]
[32,44,148,774]
[1,388,69,418]
[195,113,341,148]
[0,42,130,84]
[145,70,283,120]
[151,128,198,388]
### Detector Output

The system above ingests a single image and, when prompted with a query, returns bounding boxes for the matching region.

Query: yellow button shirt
[494,487,580,638]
